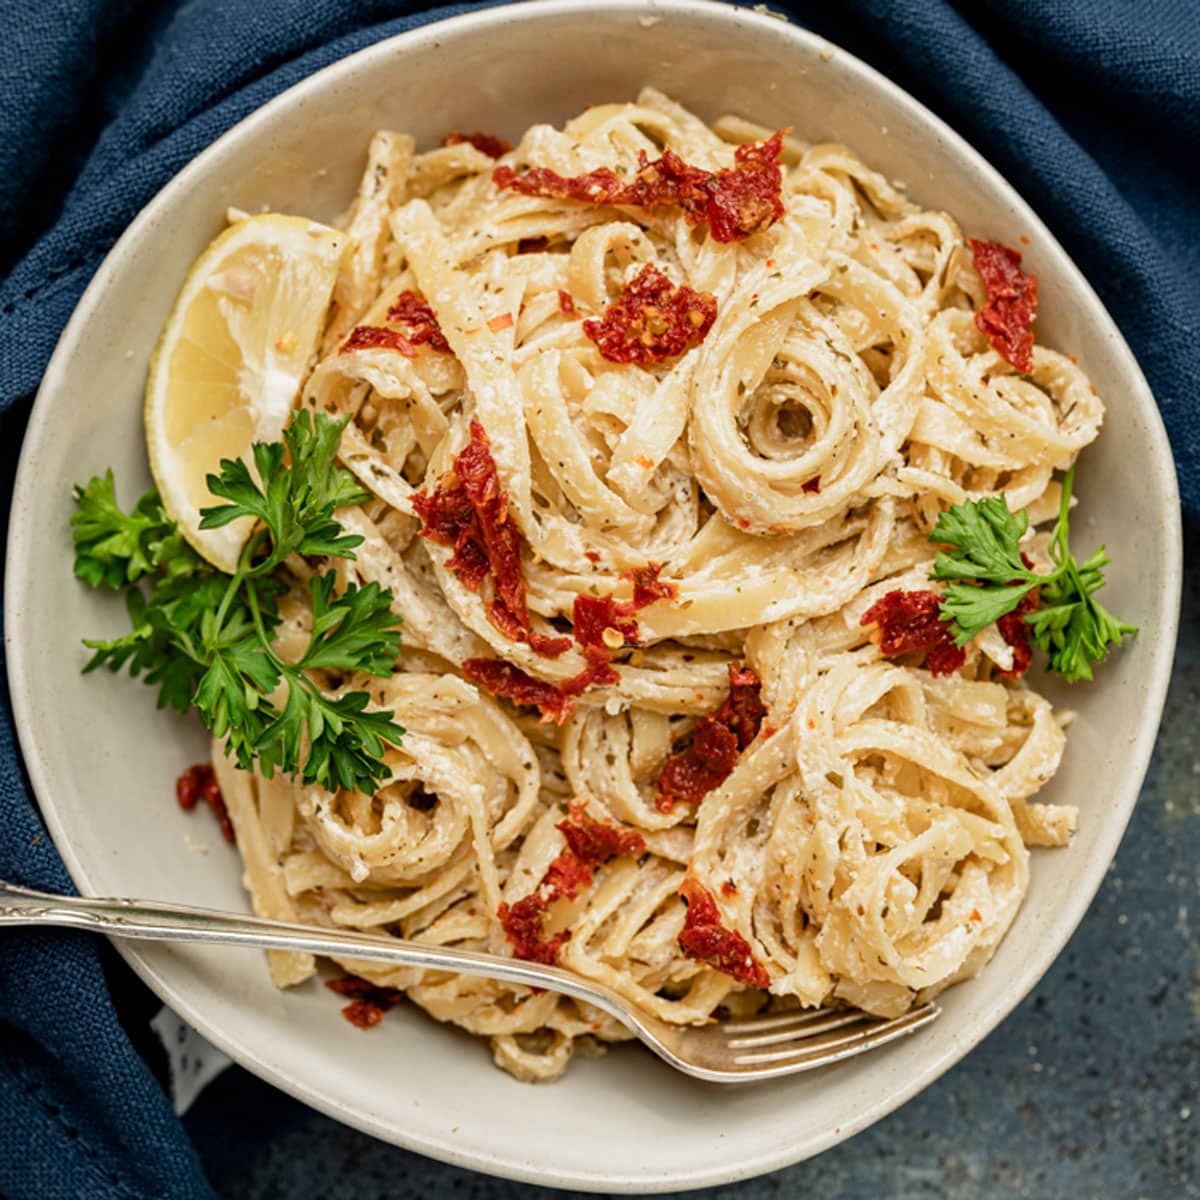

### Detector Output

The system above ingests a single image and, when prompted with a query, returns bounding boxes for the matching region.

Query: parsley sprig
[929,465,1136,682]
[71,411,404,792]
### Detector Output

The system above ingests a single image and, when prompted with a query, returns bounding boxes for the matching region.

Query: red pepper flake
[517,236,550,253]
[326,974,405,1030]
[622,562,678,609]
[582,264,716,365]
[657,663,766,811]
[678,877,769,989]
[997,588,1038,680]
[970,908,984,923]
[487,311,515,333]
[498,802,644,963]
[968,238,1038,374]
[175,764,234,843]
[340,325,418,357]
[583,549,601,564]
[720,879,738,897]
[801,476,821,494]
[386,290,451,352]
[557,289,577,317]
[442,131,513,158]
[413,422,570,657]
[861,590,966,677]
[494,132,786,243]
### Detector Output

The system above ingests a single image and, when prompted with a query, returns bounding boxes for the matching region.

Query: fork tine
[729,1003,939,1067]
[720,1007,851,1034]
[724,1009,867,1049]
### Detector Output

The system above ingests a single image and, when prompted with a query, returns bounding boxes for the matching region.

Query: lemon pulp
[145,213,346,573]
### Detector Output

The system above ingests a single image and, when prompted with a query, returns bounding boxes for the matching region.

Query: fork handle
[0,880,624,1017]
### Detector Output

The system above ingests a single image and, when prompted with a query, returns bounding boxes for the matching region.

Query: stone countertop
[183,526,1200,1200]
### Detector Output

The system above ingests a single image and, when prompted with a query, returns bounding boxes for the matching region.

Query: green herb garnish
[929,465,1136,682]
[71,411,404,792]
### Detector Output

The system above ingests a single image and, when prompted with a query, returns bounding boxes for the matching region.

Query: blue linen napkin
[0,2,1196,1196]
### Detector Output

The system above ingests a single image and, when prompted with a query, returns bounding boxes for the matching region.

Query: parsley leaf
[200,409,370,573]
[299,574,404,675]
[71,473,201,588]
[72,411,404,792]
[930,496,1031,586]
[927,466,1136,682]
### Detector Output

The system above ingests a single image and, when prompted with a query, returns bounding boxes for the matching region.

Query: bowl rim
[4,0,1183,1190]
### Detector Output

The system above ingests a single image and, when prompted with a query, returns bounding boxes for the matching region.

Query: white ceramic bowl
[4,0,1181,1191]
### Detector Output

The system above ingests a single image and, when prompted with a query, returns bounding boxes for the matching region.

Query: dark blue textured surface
[1,2,1197,1197]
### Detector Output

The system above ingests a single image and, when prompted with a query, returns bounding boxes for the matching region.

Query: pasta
[212,90,1101,1082]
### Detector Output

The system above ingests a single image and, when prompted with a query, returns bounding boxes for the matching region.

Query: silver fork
[0,879,938,1082]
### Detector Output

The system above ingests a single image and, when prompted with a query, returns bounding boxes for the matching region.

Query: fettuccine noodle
[212,90,1097,1082]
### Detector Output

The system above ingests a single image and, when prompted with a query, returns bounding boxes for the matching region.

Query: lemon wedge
[145,213,346,573]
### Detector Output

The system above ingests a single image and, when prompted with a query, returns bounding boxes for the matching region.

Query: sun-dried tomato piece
[326,974,404,1002]
[582,264,716,365]
[385,290,450,352]
[442,131,513,159]
[340,325,418,356]
[494,133,785,244]
[414,423,570,657]
[497,897,572,965]
[622,562,678,608]
[558,289,577,317]
[326,974,405,1030]
[175,763,234,843]
[861,589,966,677]
[997,588,1038,680]
[498,804,644,963]
[462,658,576,724]
[565,660,620,694]
[657,663,766,811]
[968,239,1038,374]
[573,594,638,661]
[618,146,711,211]
[494,163,627,204]
[557,800,645,865]
[462,657,618,723]
[478,590,641,721]
[658,722,740,810]
[678,877,769,989]
[700,133,788,242]
[717,664,768,750]
[499,845,596,963]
